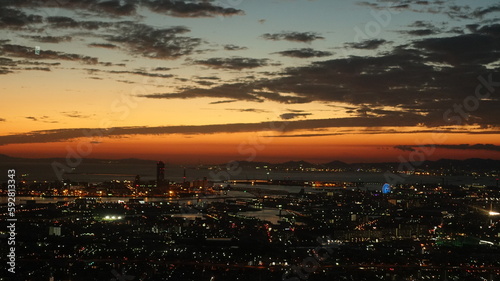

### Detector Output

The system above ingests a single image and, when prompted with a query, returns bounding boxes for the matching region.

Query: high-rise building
[156,161,165,187]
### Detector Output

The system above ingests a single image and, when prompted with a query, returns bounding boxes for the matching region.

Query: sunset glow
[1,0,499,164]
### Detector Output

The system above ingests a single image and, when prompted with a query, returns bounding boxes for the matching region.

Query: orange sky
[1,132,499,164]
[1,1,499,164]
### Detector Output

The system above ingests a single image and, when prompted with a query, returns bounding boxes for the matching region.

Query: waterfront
[3,159,498,186]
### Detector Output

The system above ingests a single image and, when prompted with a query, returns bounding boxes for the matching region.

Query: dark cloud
[0,116,434,146]
[345,39,389,50]
[445,5,474,19]
[409,21,435,29]
[140,83,262,102]
[86,68,173,78]
[140,81,306,104]
[16,60,61,66]
[279,113,312,120]
[472,4,500,19]
[3,0,244,18]
[116,79,134,84]
[99,61,126,67]
[413,32,500,66]
[195,80,215,86]
[287,109,306,113]
[152,67,171,71]
[274,48,332,58]
[194,57,268,70]
[93,0,137,16]
[23,116,57,123]
[196,76,220,80]
[19,66,51,71]
[137,24,500,129]
[109,70,173,78]
[403,29,438,36]
[46,16,79,28]
[476,24,500,37]
[358,1,499,20]
[209,100,238,105]
[88,43,118,49]
[192,79,214,86]
[2,115,499,146]
[0,118,5,122]
[255,51,434,107]
[395,144,500,152]
[0,57,16,67]
[356,1,412,12]
[5,0,136,17]
[264,133,343,138]
[107,23,201,59]
[46,16,113,30]
[0,7,42,28]
[1,44,98,64]
[224,44,247,51]
[447,27,464,34]
[0,4,239,64]
[1,0,499,137]
[22,35,72,43]
[0,68,12,74]
[400,2,500,20]
[227,108,270,113]
[262,31,324,43]
[255,91,310,104]
[143,0,244,17]
[61,111,92,118]
[466,24,480,32]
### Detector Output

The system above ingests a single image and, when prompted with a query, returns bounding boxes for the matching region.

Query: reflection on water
[2,176,496,224]
[0,191,283,224]
[0,190,255,204]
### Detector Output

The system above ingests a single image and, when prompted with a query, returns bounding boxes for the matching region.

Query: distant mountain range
[0,154,498,172]
[232,158,500,171]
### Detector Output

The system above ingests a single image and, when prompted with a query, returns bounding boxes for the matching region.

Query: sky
[0,0,500,164]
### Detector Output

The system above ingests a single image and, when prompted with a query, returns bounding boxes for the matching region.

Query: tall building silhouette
[134,175,141,187]
[156,161,165,187]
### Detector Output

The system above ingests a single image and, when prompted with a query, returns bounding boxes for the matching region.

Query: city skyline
[1,0,500,164]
